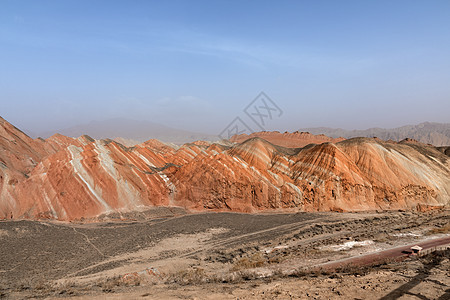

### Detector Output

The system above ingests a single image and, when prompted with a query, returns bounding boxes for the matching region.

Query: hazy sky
[1,0,450,135]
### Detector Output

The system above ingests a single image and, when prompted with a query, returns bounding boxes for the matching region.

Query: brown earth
[0,209,449,299]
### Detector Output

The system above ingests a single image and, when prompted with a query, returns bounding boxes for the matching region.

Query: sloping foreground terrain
[0,210,448,299]
[0,116,449,220]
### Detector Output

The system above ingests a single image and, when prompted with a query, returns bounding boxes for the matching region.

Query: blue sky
[1,0,450,135]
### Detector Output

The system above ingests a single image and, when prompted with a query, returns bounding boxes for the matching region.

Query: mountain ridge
[35,118,219,145]
[301,122,450,146]
[1,116,449,220]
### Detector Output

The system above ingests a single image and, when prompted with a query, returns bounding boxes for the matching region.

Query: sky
[1,0,450,136]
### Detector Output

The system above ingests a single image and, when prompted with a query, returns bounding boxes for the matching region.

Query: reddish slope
[0,117,71,217]
[174,138,449,213]
[1,117,449,220]
[13,141,172,219]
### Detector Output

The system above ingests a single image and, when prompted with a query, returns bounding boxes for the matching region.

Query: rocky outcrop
[1,117,449,220]
[437,146,450,157]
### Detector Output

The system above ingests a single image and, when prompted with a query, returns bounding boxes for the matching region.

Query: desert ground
[0,208,449,299]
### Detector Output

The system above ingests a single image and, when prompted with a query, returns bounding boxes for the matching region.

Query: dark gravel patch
[0,211,320,288]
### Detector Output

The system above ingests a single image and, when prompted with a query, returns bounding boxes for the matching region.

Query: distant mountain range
[36,118,219,145]
[302,122,450,146]
[33,119,450,147]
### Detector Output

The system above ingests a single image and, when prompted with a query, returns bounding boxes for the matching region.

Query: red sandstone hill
[1,117,449,220]
[230,131,345,148]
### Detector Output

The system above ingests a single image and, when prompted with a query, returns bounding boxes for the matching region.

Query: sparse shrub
[166,268,208,285]
[231,252,266,271]
[335,264,369,276]
[33,279,53,292]
[238,270,259,281]
[428,223,450,235]
[94,275,134,293]
[222,270,260,282]
[373,235,390,243]
[123,275,142,287]
[216,272,238,283]
[289,267,309,278]
[271,268,284,278]
[0,284,7,299]
[14,281,31,292]
[267,253,284,264]
[420,249,449,266]
[54,280,77,296]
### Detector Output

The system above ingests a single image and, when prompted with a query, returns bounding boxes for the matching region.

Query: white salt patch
[264,245,289,254]
[392,232,422,237]
[327,240,374,251]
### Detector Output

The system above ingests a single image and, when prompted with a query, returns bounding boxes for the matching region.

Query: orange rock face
[1,117,449,220]
[0,117,66,218]
[230,131,345,148]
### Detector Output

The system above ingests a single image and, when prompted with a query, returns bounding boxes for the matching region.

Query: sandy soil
[61,251,450,300]
[0,208,449,299]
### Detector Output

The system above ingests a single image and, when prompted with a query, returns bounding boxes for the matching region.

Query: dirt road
[317,236,450,270]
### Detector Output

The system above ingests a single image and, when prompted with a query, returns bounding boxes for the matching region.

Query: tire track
[72,227,106,258]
